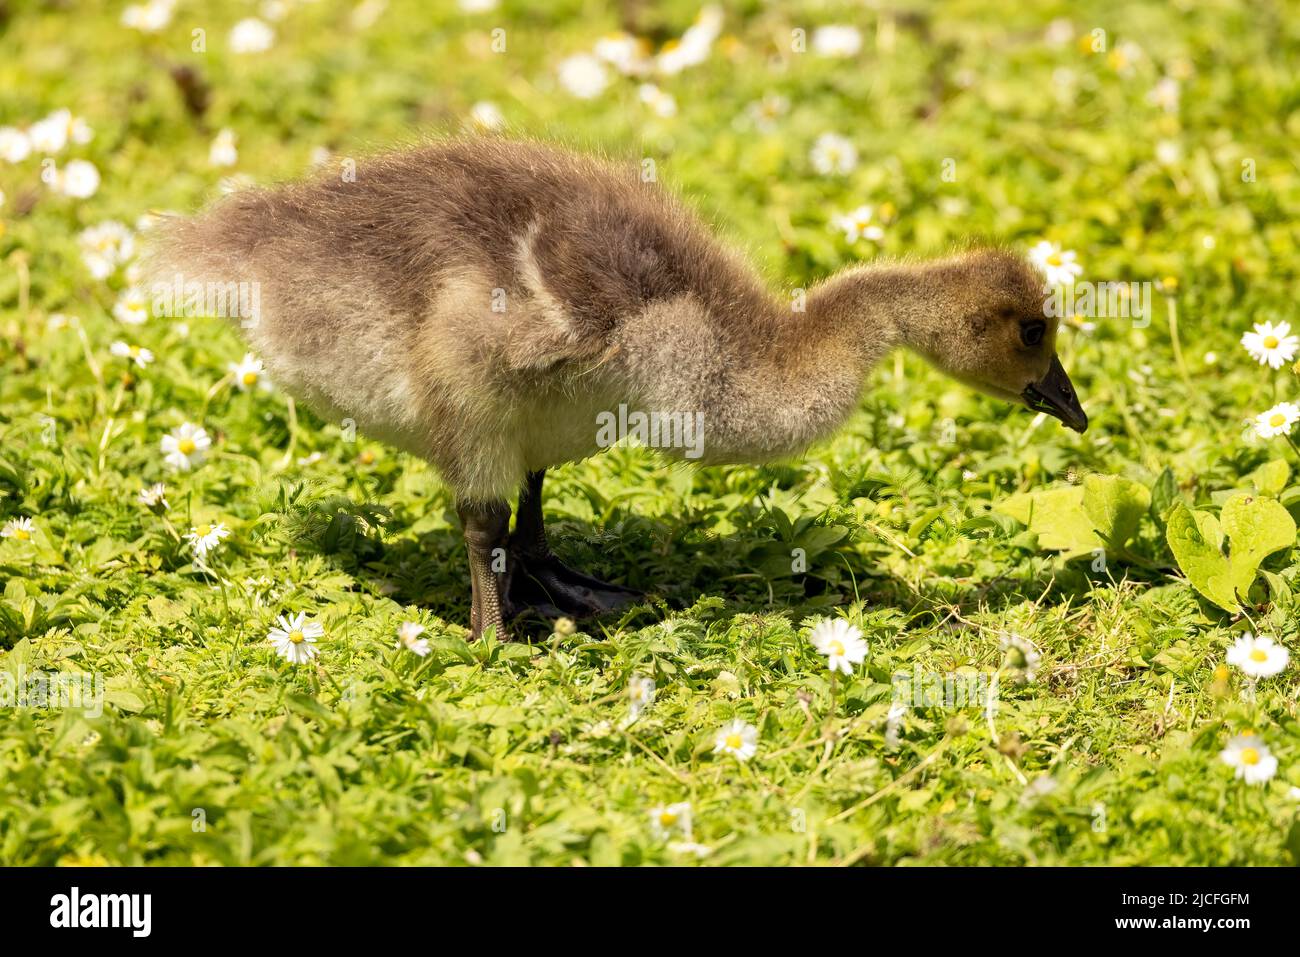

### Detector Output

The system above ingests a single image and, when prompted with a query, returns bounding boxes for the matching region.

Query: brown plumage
[147,137,1087,638]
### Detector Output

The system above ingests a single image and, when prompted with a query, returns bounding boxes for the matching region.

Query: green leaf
[995,486,1099,556]
[1250,459,1290,496]
[1166,495,1296,612]
[1082,475,1151,550]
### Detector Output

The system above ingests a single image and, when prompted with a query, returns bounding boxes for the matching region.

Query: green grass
[2,0,1300,865]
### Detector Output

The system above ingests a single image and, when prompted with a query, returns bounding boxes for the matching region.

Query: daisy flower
[628,674,656,719]
[79,221,136,279]
[229,18,275,53]
[712,718,759,761]
[594,32,650,75]
[396,621,431,656]
[1219,733,1277,785]
[1241,320,1298,369]
[110,341,153,368]
[656,6,722,75]
[468,101,504,131]
[648,801,692,840]
[1028,240,1083,286]
[831,205,885,244]
[267,611,323,665]
[121,0,175,32]
[1225,633,1289,679]
[1000,634,1041,683]
[228,353,271,392]
[1253,401,1300,439]
[811,25,862,58]
[160,422,211,471]
[747,93,789,133]
[0,127,31,163]
[809,132,857,176]
[209,128,238,167]
[52,159,100,198]
[557,53,609,99]
[1147,76,1180,113]
[185,521,230,562]
[1,517,35,541]
[809,617,869,675]
[28,109,92,155]
[138,483,169,510]
[112,286,150,325]
[638,84,677,118]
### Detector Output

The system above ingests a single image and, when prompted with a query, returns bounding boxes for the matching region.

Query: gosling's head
[919,249,1088,433]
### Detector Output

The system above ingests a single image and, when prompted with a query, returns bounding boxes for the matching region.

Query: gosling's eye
[1020,322,1046,347]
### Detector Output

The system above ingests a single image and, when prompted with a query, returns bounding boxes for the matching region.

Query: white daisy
[228,353,271,392]
[557,53,609,99]
[209,128,238,167]
[396,621,431,656]
[160,422,211,471]
[110,341,154,368]
[712,718,759,761]
[121,0,175,32]
[229,17,275,53]
[1253,401,1300,439]
[656,6,722,75]
[811,25,862,58]
[809,132,857,176]
[468,101,504,131]
[138,483,169,510]
[1219,733,1277,785]
[112,286,150,325]
[1027,240,1083,286]
[747,93,789,133]
[185,521,230,561]
[628,674,656,719]
[830,205,884,244]
[458,0,497,11]
[28,109,92,154]
[638,83,677,118]
[53,159,100,198]
[648,801,692,840]
[1241,320,1298,369]
[594,32,649,75]
[1147,76,1180,113]
[1000,634,1041,683]
[1,517,35,541]
[809,617,869,675]
[79,221,136,279]
[267,611,323,665]
[0,126,32,163]
[1226,633,1289,679]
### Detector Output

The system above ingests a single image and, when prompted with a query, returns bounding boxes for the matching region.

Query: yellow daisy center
[1270,413,1286,427]
[196,524,211,536]
[1046,253,1063,266]
[1249,648,1269,662]
[725,734,743,750]
[1264,335,1279,349]
[828,639,845,656]
[659,811,677,826]
[289,630,304,644]
[1240,747,1260,766]
[15,529,30,540]
[242,371,258,385]
[178,438,196,454]
[129,345,141,356]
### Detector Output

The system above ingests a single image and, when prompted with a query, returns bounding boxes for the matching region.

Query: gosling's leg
[457,500,511,640]
[505,469,641,620]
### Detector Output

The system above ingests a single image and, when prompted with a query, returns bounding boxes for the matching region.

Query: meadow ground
[2,0,1300,865]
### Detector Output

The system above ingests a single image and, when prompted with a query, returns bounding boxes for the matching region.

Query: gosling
[148,138,1088,639]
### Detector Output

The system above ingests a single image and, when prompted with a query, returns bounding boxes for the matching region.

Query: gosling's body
[156,140,870,501]
[152,138,1087,637]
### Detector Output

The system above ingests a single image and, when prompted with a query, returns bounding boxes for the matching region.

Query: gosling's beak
[1022,355,1088,433]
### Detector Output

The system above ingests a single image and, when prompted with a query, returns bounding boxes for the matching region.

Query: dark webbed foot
[501,469,640,624]
[503,548,641,622]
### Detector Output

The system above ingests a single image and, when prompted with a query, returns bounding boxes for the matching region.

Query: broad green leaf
[1250,459,1290,496]
[1166,496,1296,612]
[1165,503,1237,612]
[995,486,1100,556]
[1082,475,1151,549]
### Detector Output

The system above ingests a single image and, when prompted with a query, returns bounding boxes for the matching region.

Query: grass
[2,0,1300,866]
